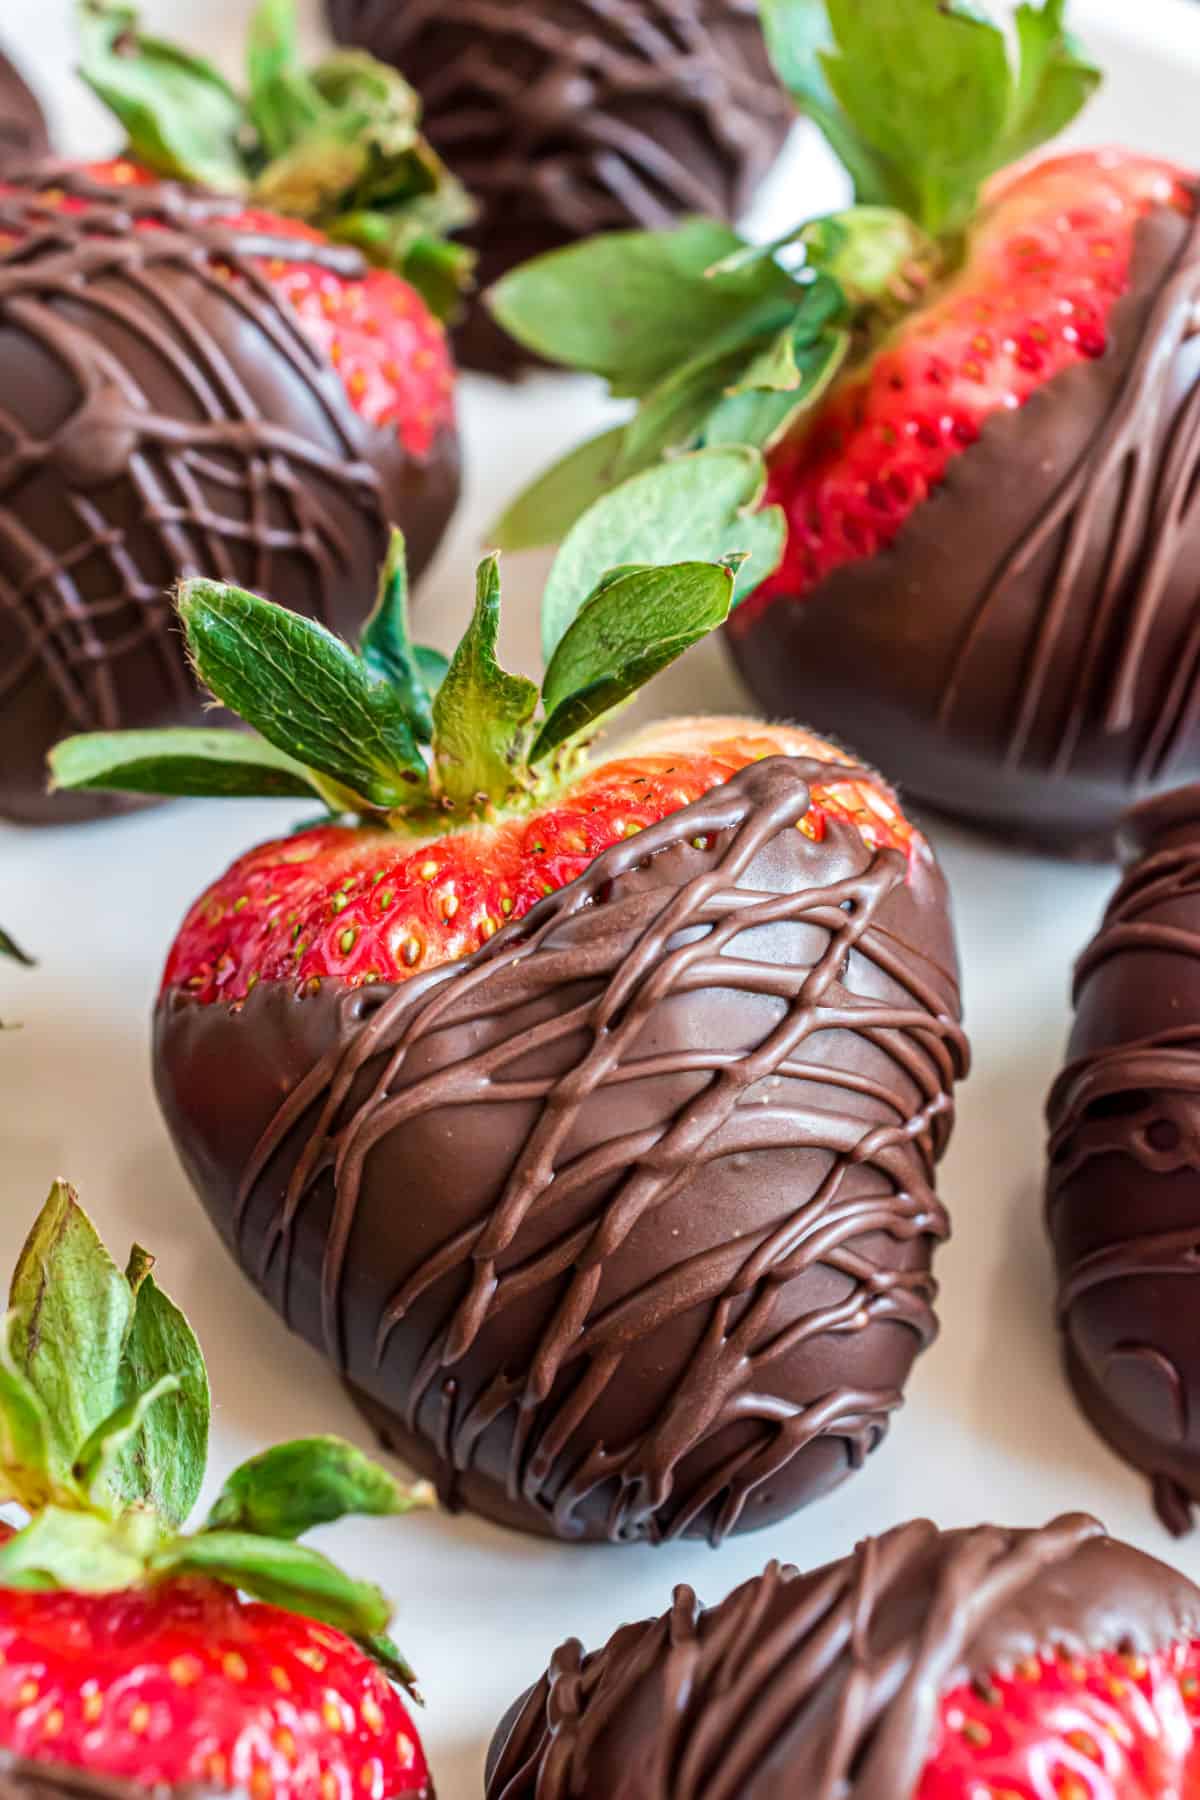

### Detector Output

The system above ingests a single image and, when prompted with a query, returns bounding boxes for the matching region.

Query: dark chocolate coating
[0,166,460,825]
[0,1756,234,1799]
[1047,781,1200,1532]
[486,1513,1200,1798]
[730,198,1200,854]
[155,756,967,1545]
[326,0,791,376]
[0,52,47,165]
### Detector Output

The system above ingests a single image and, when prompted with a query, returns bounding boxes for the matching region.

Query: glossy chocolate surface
[487,1513,1200,1798]
[326,0,791,375]
[731,198,1200,853]
[0,52,47,165]
[0,166,460,825]
[0,1757,234,1799]
[155,757,967,1545]
[1048,782,1200,1531]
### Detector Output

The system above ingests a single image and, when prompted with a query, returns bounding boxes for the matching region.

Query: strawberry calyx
[48,450,787,830]
[484,0,1103,550]
[76,0,474,318]
[0,1182,429,1693]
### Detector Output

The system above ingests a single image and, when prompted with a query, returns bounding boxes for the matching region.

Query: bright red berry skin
[0,158,457,460]
[162,719,916,1005]
[0,1576,430,1797]
[920,1639,1200,1798]
[750,151,1193,614]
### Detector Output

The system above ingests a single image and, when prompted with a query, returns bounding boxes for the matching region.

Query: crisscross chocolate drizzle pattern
[730,198,1200,847]
[1048,786,1200,1532]
[327,0,789,371]
[0,166,458,820]
[487,1512,1200,1797]
[158,758,967,1544]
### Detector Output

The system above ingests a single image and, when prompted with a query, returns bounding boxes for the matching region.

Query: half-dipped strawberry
[52,452,968,1547]
[0,1181,431,1797]
[490,0,1200,853]
[487,1514,1200,1799]
[0,0,471,824]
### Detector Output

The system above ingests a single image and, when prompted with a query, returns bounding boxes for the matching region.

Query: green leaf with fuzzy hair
[8,1183,134,1488]
[77,0,249,194]
[359,530,439,741]
[761,0,1100,236]
[207,1436,430,1539]
[488,218,796,396]
[540,448,785,660]
[108,1255,210,1529]
[431,556,539,811]
[179,580,426,809]
[532,560,740,763]
[49,729,322,801]
[162,1530,393,1641]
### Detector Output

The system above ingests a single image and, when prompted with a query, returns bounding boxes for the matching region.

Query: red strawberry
[0,1578,428,1796]
[921,1640,1200,1798]
[50,458,967,1547]
[486,1517,1200,1799]
[0,0,473,826]
[0,157,456,462]
[754,151,1193,610]
[163,715,913,1004]
[490,1,1200,849]
[0,1182,432,1798]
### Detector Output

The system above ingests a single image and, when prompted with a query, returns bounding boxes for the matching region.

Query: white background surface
[2,1,1200,1792]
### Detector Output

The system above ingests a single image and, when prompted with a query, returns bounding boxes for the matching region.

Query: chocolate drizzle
[0,1758,235,1800]
[0,53,47,166]
[0,166,460,824]
[327,0,790,375]
[486,1513,1200,1797]
[732,197,1200,850]
[156,757,966,1545]
[1048,783,1200,1531]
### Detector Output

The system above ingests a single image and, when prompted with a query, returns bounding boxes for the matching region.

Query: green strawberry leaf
[164,1530,393,1641]
[431,556,539,811]
[49,728,322,801]
[76,1,249,195]
[540,449,785,659]
[72,1375,180,1502]
[414,644,450,700]
[758,0,899,206]
[0,1506,165,1593]
[820,0,1011,237]
[0,1342,57,1513]
[488,219,796,397]
[700,386,822,452]
[763,0,1101,238]
[179,580,427,810]
[532,560,740,763]
[0,928,33,968]
[359,530,437,741]
[1007,0,1101,166]
[363,1630,421,1697]
[490,427,632,553]
[8,1183,134,1488]
[207,1436,430,1539]
[108,1255,210,1529]
[245,0,328,160]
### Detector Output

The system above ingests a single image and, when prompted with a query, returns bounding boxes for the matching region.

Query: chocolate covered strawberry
[0,0,471,825]
[0,1181,432,1797]
[53,452,968,1547]
[487,1514,1200,1798]
[490,0,1200,853]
